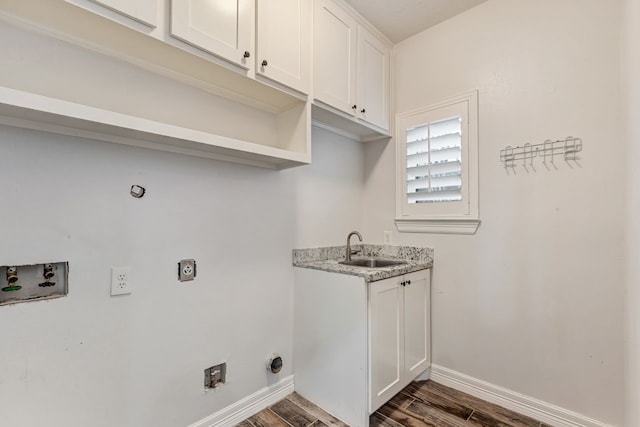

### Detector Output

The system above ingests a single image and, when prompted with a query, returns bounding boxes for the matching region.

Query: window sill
[395,218,480,235]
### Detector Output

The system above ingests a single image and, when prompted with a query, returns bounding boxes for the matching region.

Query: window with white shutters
[395,91,480,234]
[406,116,462,203]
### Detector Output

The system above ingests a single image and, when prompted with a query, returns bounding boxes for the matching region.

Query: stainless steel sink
[339,258,407,268]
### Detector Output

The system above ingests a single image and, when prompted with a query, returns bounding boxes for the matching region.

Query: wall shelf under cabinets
[0,87,310,169]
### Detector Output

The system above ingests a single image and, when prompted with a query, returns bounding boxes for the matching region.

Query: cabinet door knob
[243,51,250,58]
[406,280,411,285]
[361,108,366,114]
[400,281,406,286]
[261,60,268,67]
[352,104,357,110]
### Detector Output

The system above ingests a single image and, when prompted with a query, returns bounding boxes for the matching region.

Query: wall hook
[564,136,579,161]
[523,143,530,166]
[542,140,552,167]
[503,146,515,169]
[523,143,534,172]
[501,137,581,171]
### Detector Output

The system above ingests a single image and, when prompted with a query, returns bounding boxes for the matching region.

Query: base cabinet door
[403,270,430,378]
[369,269,430,413]
[369,276,404,412]
[171,0,254,69]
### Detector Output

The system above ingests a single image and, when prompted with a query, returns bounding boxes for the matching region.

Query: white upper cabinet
[91,0,157,27]
[313,0,390,132]
[170,0,311,92]
[313,0,358,115]
[357,25,389,130]
[256,0,311,94]
[171,0,254,70]
[65,0,159,29]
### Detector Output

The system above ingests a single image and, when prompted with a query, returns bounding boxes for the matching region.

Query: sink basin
[339,258,407,268]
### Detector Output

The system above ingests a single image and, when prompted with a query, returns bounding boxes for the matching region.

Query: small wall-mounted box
[1,262,69,306]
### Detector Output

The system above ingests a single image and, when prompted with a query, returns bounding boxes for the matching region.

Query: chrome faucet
[346,231,363,261]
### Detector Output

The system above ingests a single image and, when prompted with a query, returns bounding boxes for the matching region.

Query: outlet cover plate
[111,266,132,296]
[178,259,196,282]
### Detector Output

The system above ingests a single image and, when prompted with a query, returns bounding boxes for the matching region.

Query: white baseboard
[188,375,294,427]
[429,365,612,427]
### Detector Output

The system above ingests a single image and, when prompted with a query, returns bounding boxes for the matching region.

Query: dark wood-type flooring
[236,380,552,427]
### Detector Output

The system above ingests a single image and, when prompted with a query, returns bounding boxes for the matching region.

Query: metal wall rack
[500,136,582,169]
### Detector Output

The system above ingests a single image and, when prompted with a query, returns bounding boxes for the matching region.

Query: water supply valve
[3,266,21,292]
[39,263,56,287]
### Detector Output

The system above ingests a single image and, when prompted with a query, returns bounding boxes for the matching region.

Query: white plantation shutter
[406,116,462,203]
[395,91,479,234]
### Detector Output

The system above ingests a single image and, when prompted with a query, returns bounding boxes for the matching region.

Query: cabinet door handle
[400,281,406,286]
[361,108,366,114]
[352,104,357,110]
[406,280,411,285]
[243,51,250,58]
[261,60,268,67]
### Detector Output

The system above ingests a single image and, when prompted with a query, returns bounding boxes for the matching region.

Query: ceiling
[343,0,488,43]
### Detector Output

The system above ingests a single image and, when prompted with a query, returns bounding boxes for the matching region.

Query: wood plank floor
[236,380,551,427]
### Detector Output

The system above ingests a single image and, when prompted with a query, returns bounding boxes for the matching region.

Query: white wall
[624,0,640,425]
[0,12,366,426]
[286,127,365,248]
[0,125,363,427]
[364,0,626,424]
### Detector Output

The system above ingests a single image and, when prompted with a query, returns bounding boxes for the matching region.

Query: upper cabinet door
[256,0,311,94]
[313,0,357,115]
[171,0,254,69]
[357,25,389,130]
[68,0,159,28]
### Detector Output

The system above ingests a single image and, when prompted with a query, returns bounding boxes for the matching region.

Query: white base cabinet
[293,268,431,427]
[369,271,430,412]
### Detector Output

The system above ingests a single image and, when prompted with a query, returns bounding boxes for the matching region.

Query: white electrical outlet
[383,231,393,244]
[111,266,132,296]
[178,259,196,282]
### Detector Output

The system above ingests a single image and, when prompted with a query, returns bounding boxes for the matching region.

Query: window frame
[395,90,480,235]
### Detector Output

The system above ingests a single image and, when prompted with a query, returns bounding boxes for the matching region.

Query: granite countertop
[292,244,433,282]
